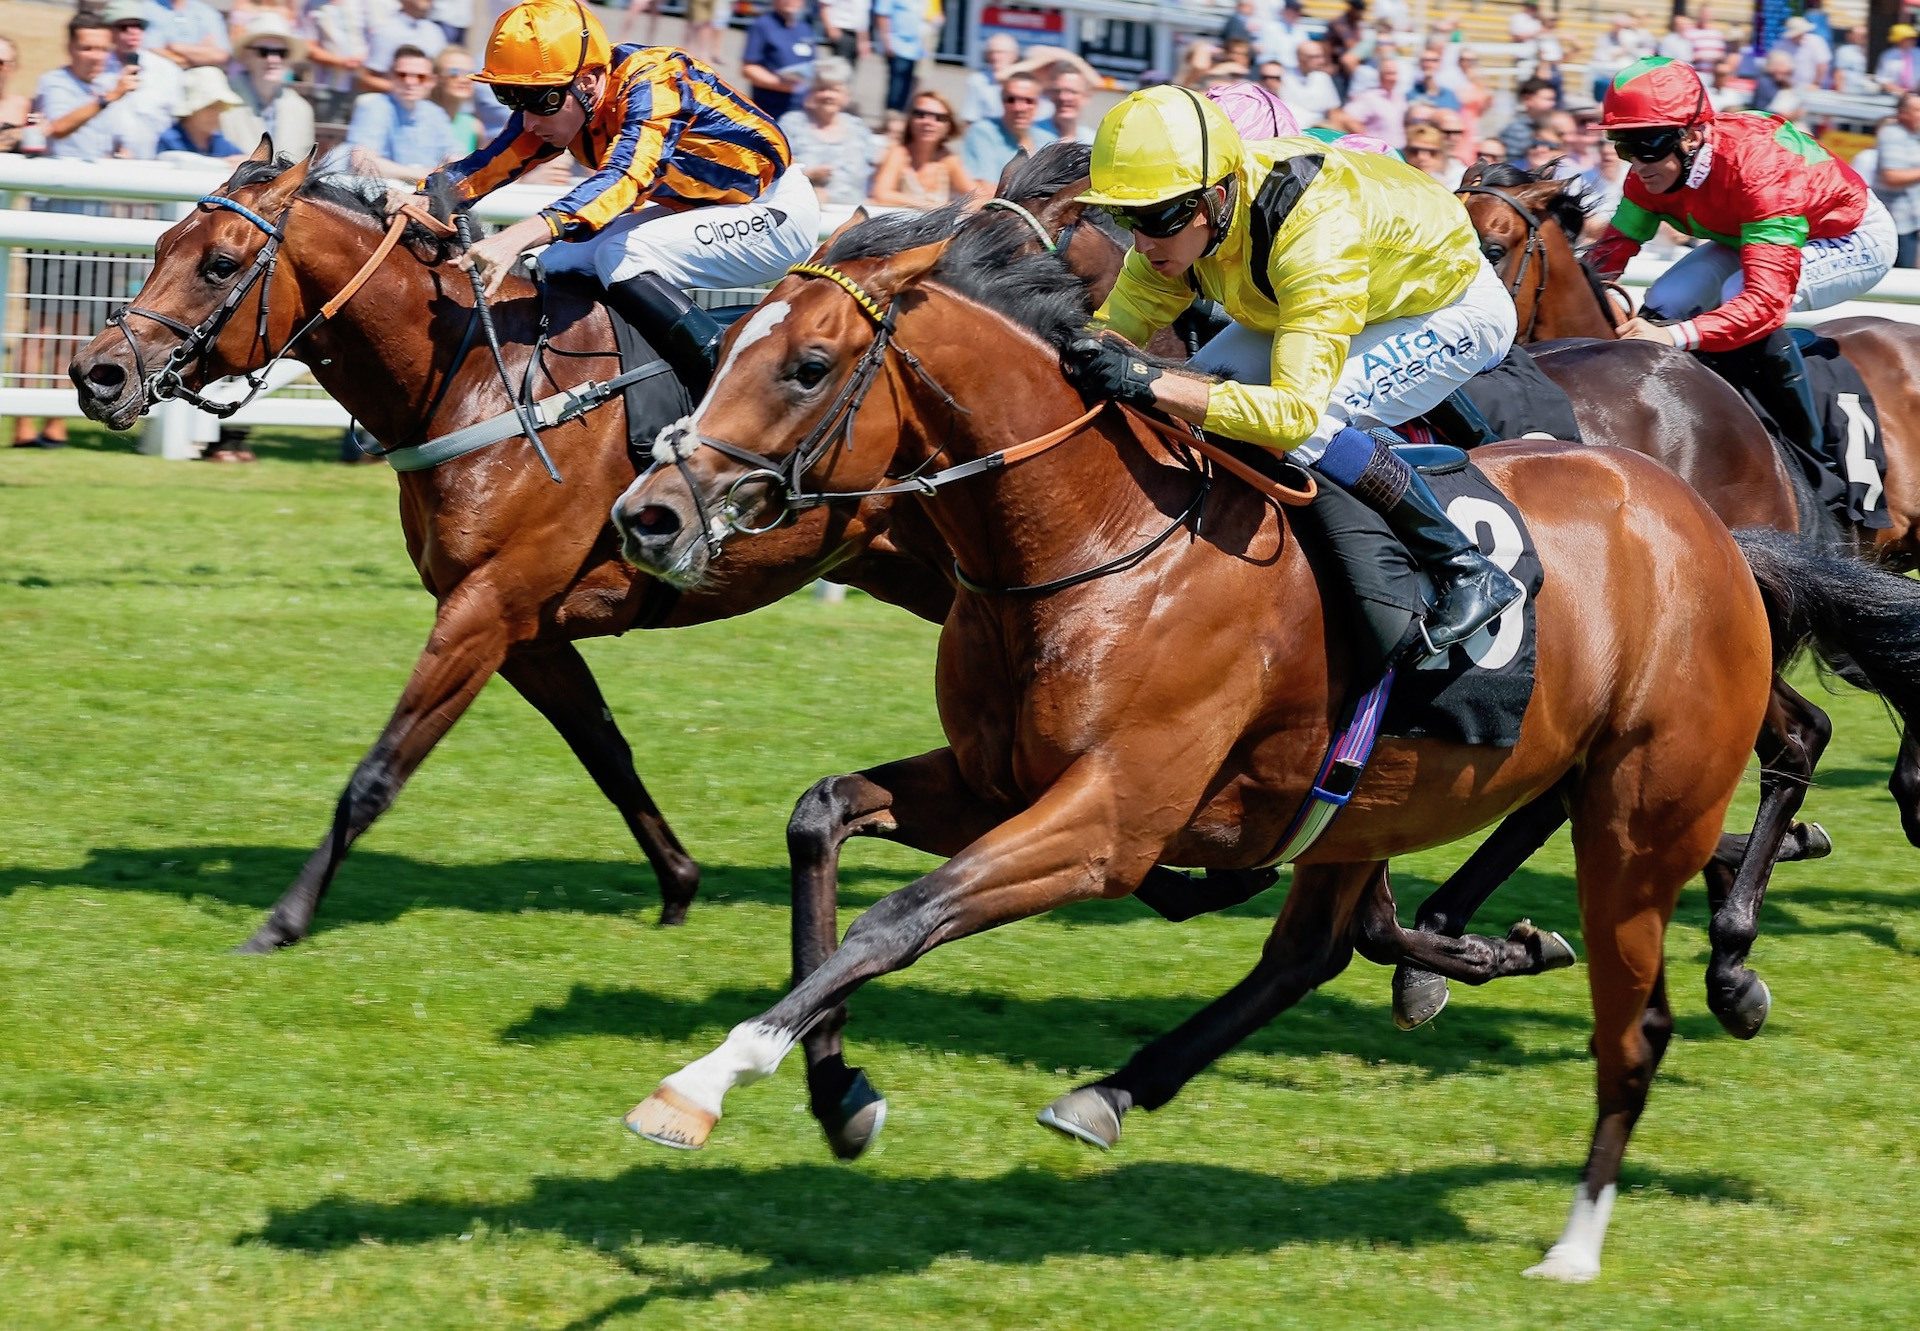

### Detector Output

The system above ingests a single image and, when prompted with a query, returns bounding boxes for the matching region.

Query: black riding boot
[1322,429,1522,655]
[602,272,725,400]
[1421,386,1500,448]
[1748,329,1823,461]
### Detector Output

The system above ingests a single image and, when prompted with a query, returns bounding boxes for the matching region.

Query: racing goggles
[496,82,574,116]
[1606,127,1685,163]
[1104,191,1207,239]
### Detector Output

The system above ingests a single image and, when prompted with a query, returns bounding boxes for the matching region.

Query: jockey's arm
[1669,228,1804,351]
[1091,247,1195,347]
[1587,196,1661,279]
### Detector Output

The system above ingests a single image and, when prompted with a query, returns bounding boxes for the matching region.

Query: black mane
[821,200,1093,350]
[221,155,474,262]
[1469,160,1593,246]
[998,140,1092,202]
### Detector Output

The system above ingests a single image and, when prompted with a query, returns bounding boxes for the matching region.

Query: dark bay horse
[66,143,956,952]
[606,208,1920,1281]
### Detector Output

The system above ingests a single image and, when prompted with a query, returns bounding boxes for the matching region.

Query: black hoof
[1392,964,1450,1030]
[820,1068,887,1160]
[658,899,691,928]
[1710,971,1772,1040]
[1509,918,1576,972]
[235,922,296,954]
[1037,1086,1127,1149]
[1799,822,1833,861]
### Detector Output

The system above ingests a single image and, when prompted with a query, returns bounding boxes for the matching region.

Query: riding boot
[1315,426,1523,655]
[1747,329,1823,462]
[602,272,725,400]
[1421,386,1500,448]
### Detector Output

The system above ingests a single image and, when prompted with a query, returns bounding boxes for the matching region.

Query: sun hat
[173,66,245,117]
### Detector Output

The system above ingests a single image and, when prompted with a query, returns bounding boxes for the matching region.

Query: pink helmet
[1203,80,1393,156]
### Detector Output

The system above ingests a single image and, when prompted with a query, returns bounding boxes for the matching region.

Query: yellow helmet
[475,0,611,86]
[1078,85,1244,208]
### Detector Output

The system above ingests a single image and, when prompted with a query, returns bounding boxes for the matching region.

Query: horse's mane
[998,140,1130,245]
[222,155,475,264]
[822,199,1093,351]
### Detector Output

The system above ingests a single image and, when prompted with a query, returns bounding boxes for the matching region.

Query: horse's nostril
[84,361,127,395]
[632,505,682,538]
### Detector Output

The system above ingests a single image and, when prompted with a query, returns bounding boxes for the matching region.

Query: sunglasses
[1003,93,1037,105]
[1607,128,1682,162]
[1105,191,1204,239]
[497,82,572,115]
[909,108,950,121]
[393,69,435,82]
[250,45,290,58]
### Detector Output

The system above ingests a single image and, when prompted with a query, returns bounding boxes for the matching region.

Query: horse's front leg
[785,748,1017,1158]
[624,753,1191,1153]
[498,640,700,924]
[238,581,516,952]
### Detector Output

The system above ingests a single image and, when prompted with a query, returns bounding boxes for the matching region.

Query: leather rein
[1456,183,1552,343]
[663,251,1314,596]
[108,192,453,420]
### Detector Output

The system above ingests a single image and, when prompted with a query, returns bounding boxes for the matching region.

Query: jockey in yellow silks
[433,0,820,394]
[1063,85,1521,653]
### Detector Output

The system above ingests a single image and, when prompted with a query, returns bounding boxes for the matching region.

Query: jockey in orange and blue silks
[432,0,821,395]
[1063,85,1521,656]
[1589,56,1894,458]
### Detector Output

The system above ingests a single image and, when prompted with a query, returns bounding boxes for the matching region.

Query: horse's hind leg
[1356,867,1576,985]
[1391,787,1570,1029]
[785,749,1014,1158]
[1888,728,1920,847]
[498,640,700,923]
[239,583,513,953]
[1037,862,1375,1150]
[1701,676,1830,1038]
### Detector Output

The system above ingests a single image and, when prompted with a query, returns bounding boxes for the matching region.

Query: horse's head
[612,213,953,587]
[1457,162,1609,341]
[70,138,320,430]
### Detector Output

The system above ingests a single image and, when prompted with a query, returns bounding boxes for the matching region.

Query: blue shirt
[872,0,927,62]
[34,67,119,161]
[960,117,1055,184]
[346,93,456,172]
[144,0,230,58]
[741,12,816,120]
[156,123,244,156]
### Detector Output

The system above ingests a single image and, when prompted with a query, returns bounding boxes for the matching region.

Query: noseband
[1456,184,1549,342]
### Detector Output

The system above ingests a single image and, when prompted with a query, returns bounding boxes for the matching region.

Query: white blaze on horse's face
[693,299,791,431]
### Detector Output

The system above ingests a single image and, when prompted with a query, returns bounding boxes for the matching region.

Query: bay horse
[66,142,956,952]
[985,145,1836,1040]
[608,207,1920,1280]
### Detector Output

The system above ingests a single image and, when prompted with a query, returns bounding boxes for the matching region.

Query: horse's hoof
[625,1085,716,1150]
[657,900,691,928]
[1392,965,1450,1031]
[1510,919,1577,972]
[1522,1245,1600,1283]
[821,1069,887,1161]
[1712,973,1772,1041]
[234,924,292,954]
[1037,1087,1123,1149]
[1801,822,1833,860]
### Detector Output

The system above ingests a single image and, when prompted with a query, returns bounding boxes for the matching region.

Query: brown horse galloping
[66,143,955,952]
[601,207,1911,1281]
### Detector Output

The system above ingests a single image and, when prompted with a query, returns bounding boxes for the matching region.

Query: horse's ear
[807,206,868,262]
[1514,176,1567,210]
[247,134,274,163]
[869,237,950,299]
[251,147,315,212]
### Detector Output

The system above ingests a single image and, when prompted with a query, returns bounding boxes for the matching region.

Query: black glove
[1061,335,1162,408]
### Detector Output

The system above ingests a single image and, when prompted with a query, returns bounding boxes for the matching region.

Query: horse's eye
[792,357,831,390]
[1482,242,1507,263]
[204,254,241,282]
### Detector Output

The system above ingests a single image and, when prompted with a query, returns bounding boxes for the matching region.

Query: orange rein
[319,197,458,321]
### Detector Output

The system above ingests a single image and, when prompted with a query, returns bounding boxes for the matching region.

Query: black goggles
[1104,192,1205,239]
[1607,128,1684,163]
[496,82,573,116]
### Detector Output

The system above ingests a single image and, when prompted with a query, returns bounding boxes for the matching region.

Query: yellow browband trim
[787,262,888,325]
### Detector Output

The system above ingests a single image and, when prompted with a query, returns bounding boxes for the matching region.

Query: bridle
[1456,183,1550,343]
[655,255,1313,596]
[105,189,450,419]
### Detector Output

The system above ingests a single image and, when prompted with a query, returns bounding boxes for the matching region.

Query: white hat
[238,13,308,65]
[1782,16,1814,36]
[173,66,245,117]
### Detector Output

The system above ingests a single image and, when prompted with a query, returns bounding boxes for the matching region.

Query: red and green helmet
[1601,56,1713,131]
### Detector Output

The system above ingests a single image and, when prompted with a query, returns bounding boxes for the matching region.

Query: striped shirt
[436,44,791,242]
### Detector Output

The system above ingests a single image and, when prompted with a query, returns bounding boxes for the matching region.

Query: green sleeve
[1740,215,1812,247]
[1609,196,1662,244]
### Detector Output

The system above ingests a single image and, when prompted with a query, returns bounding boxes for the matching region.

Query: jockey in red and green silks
[1588,56,1894,455]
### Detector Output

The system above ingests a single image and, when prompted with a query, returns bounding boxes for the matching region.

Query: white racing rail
[3,156,1918,457]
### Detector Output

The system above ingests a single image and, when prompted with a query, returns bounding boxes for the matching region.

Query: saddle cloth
[1716,331,1889,532]
[1453,344,1583,443]
[1290,454,1545,749]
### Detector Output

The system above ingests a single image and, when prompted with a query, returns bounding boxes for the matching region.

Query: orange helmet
[476,0,611,87]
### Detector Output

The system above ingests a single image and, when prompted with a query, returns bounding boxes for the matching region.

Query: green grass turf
[3,432,1918,1329]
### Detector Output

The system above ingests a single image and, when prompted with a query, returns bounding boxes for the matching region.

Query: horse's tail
[1736,527,1920,727]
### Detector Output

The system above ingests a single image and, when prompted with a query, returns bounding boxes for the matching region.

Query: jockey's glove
[1062,335,1162,409]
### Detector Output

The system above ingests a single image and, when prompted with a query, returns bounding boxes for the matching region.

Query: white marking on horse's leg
[693,298,790,430]
[1522,1183,1616,1282]
[659,1020,798,1119]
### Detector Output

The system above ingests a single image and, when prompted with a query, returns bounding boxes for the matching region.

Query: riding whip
[457,211,563,483]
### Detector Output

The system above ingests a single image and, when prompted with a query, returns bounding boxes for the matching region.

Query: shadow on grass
[240,1157,1763,1326]
[499,973,1729,1084]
